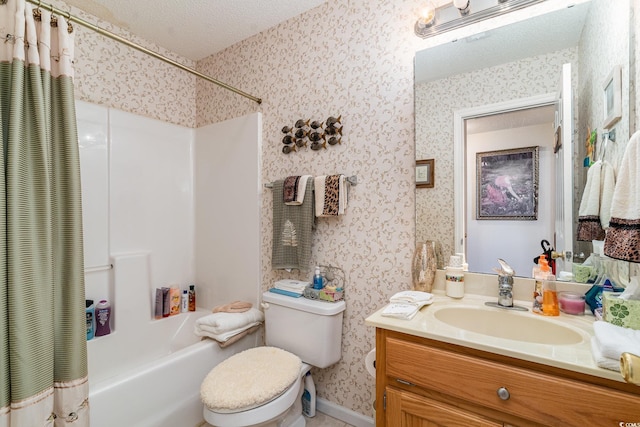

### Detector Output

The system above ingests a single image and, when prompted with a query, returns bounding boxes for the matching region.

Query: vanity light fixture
[415,0,546,39]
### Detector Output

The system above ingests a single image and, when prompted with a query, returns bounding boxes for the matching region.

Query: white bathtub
[88,309,259,427]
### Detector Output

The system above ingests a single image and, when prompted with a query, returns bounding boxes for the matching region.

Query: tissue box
[603,292,640,330]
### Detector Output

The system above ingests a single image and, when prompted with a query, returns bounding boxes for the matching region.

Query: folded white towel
[195,308,264,335]
[590,336,621,371]
[381,303,421,320]
[195,322,262,342]
[274,279,310,293]
[592,321,640,361]
[285,175,312,206]
[390,290,434,306]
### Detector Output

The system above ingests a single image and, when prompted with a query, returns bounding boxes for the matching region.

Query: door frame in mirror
[453,93,557,259]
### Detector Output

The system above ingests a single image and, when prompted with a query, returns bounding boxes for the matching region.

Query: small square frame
[416,159,434,188]
[603,65,622,129]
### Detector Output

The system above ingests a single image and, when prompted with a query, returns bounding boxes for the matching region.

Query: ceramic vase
[412,241,437,292]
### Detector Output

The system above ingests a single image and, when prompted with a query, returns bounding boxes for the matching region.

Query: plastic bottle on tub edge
[301,371,316,417]
[95,299,112,337]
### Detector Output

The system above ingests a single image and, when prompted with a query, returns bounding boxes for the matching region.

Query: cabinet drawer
[386,337,640,426]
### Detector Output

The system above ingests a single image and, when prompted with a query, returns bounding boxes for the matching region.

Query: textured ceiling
[61,0,326,60]
[415,1,591,84]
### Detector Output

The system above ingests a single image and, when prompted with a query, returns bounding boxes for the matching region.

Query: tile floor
[203,412,354,427]
[304,412,354,427]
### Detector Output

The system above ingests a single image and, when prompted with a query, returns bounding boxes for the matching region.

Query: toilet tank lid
[262,291,345,315]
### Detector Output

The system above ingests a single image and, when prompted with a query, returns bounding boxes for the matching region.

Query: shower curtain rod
[26,0,262,104]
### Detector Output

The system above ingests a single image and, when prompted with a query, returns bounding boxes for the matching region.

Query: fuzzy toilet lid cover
[201,346,302,412]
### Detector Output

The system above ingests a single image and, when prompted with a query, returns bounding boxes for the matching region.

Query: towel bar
[264,175,358,189]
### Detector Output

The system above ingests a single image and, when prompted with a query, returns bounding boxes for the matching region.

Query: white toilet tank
[262,291,345,368]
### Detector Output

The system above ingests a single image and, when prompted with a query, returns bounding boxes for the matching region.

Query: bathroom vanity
[366,293,640,426]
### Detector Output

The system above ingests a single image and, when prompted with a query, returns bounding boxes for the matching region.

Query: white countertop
[365,291,625,384]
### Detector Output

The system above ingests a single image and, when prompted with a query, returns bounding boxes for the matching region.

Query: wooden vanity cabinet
[375,328,640,427]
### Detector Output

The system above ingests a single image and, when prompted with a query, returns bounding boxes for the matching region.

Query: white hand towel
[599,161,616,228]
[592,320,640,361]
[590,336,621,372]
[390,290,434,306]
[381,303,420,320]
[195,308,264,335]
[604,131,640,262]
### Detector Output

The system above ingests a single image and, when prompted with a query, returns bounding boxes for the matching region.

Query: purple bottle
[95,299,112,337]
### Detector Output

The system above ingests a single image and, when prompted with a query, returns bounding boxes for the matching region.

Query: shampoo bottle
[181,289,189,313]
[95,299,112,336]
[188,284,196,312]
[301,371,316,417]
[86,300,95,340]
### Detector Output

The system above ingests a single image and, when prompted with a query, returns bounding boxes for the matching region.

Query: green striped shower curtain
[0,1,88,426]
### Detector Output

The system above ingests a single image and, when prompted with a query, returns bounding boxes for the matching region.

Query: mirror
[415,0,632,277]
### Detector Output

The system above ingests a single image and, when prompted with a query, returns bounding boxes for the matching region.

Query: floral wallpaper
[50,0,197,128]
[415,47,579,264]
[196,0,420,416]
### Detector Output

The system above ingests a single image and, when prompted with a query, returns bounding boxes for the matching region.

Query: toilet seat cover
[201,346,302,412]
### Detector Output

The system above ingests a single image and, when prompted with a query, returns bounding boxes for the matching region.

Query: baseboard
[316,397,374,427]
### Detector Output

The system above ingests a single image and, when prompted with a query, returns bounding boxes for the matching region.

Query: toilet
[201,291,346,427]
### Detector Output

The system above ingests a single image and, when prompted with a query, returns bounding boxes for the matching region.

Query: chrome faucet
[485,258,528,311]
[497,273,514,307]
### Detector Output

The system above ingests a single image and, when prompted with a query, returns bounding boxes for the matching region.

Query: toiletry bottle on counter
[313,266,324,290]
[95,299,112,336]
[534,257,558,316]
[445,255,465,298]
[188,284,196,311]
[532,255,546,314]
[86,300,95,340]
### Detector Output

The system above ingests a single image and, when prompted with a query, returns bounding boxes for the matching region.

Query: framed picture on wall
[603,65,622,129]
[416,159,434,188]
[476,146,539,220]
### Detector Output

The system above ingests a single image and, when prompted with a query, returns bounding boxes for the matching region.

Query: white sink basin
[433,306,585,345]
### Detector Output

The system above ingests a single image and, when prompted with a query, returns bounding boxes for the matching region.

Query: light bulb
[417,1,436,28]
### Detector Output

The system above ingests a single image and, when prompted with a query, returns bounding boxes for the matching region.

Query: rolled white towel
[195,308,264,335]
[592,321,640,361]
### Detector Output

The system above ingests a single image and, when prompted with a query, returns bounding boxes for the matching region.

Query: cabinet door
[386,388,502,427]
